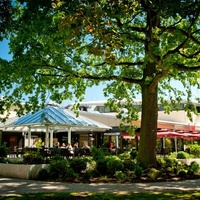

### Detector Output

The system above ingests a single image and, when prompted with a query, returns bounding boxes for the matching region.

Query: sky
[0,39,200,106]
[0,39,108,105]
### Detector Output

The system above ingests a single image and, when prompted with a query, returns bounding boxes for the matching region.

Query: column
[68,127,72,144]
[28,126,31,147]
[45,125,49,147]
[50,129,53,147]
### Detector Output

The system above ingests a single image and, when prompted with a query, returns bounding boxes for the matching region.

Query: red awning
[157,130,200,140]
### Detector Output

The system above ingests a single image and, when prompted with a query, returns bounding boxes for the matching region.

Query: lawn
[1,191,200,200]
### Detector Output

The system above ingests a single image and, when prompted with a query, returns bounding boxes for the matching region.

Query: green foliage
[1,0,200,168]
[115,171,126,182]
[0,143,8,158]
[48,159,74,181]
[176,151,190,159]
[91,147,106,161]
[190,143,200,158]
[23,151,44,164]
[123,158,136,171]
[189,161,200,174]
[7,157,23,164]
[178,169,187,178]
[69,157,88,174]
[106,156,124,175]
[96,156,110,176]
[117,152,131,160]
[35,139,42,148]
[130,149,138,160]
[134,164,143,178]
[147,168,160,181]
[37,168,49,181]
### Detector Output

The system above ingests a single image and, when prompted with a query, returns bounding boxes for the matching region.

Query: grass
[1,191,200,200]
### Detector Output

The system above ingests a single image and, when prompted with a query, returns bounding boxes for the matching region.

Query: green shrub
[156,157,166,169]
[82,171,92,182]
[69,157,88,174]
[23,151,44,164]
[190,143,200,158]
[96,157,110,176]
[118,152,131,160]
[0,143,8,158]
[107,156,124,176]
[65,167,78,181]
[168,152,177,159]
[85,160,96,175]
[178,169,187,178]
[130,150,138,160]
[147,168,160,180]
[176,151,190,159]
[123,158,136,171]
[115,171,126,182]
[8,158,23,164]
[37,168,49,181]
[189,161,200,174]
[91,147,106,161]
[134,164,143,178]
[48,159,70,181]
[163,157,177,167]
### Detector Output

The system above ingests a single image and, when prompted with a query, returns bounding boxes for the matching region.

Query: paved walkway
[0,177,200,196]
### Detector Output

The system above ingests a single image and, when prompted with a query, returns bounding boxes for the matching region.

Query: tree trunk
[137,84,158,168]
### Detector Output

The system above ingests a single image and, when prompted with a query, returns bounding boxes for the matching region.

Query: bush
[190,143,200,158]
[123,158,136,171]
[69,157,88,174]
[156,157,166,169]
[48,159,71,181]
[176,151,190,159]
[23,151,44,164]
[0,143,8,158]
[189,161,200,174]
[130,150,138,160]
[8,158,23,164]
[37,168,49,181]
[115,171,126,182]
[117,152,131,160]
[147,168,160,180]
[96,157,110,176]
[134,163,143,178]
[178,169,187,178]
[163,157,177,168]
[106,156,124,176]
[91,147,106,161]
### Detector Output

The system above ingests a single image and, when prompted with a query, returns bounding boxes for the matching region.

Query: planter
[177,159,200,165]
[0,163,49,179]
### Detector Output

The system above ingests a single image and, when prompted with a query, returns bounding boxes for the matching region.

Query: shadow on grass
[1,192,200,200]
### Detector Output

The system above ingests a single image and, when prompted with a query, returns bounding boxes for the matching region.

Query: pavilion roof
[0,105,111,132]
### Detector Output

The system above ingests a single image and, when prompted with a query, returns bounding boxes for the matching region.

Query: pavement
[0,177,200,197]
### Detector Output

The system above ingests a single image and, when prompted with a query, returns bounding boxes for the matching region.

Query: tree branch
[173,64,200,71]
[149,69,169,93]
[163,37,189,59]
[178,49,200,59]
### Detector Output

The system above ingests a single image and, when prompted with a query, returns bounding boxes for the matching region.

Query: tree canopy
[0,0,200,167]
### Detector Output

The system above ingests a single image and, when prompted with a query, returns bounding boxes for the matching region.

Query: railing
[8,147,125,159]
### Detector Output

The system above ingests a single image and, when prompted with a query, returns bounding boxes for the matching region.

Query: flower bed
[0,163,49,179]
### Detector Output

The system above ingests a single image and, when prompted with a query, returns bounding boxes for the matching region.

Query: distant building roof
[0,105,111,132]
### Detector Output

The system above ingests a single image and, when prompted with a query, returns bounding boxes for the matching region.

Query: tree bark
[137,83,158,168]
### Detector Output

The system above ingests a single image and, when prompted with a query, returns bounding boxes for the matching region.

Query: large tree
[0,0,12,40]
[0,0,200,167]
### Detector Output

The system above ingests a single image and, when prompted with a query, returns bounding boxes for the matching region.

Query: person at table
[54,142,60,148]
[61,143,66,148]
[66,143,72,150]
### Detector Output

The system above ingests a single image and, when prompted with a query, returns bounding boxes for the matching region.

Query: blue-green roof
[12,105,110,130]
